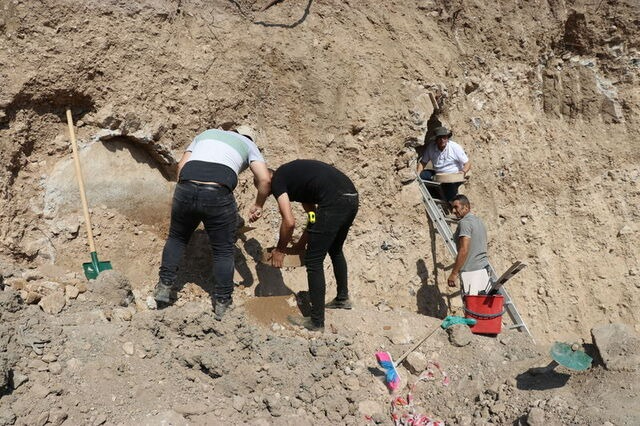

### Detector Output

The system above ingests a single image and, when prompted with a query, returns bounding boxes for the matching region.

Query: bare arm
[447,236,470,287]
[176,151,192,180]
[272,193,295,267]
[248,161,271,222]
[461,161,471,175]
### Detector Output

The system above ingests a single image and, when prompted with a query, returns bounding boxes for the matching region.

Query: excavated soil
[1,0,639,424]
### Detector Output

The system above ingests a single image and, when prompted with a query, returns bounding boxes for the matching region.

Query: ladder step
[415,176,534,342]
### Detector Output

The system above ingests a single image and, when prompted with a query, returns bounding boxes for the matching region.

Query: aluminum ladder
[415,177,534,341]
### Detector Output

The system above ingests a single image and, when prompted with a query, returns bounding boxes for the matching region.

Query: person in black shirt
[270,160,359,332]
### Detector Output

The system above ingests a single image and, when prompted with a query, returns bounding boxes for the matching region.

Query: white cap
[236,125,257,143]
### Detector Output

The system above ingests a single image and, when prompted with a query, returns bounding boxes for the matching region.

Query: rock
[232,395,246,412]
[617,225,633,237]
[123,342,135,356]
[48,410,68,426]
[0,408,16,426]
[264,395,283,417]
[49,362,63,375]
[342,376,360,391]
[11,372,28,389]
[397,167,416,184]
[0,358,9,393]
[65,285,80,299]
[592,323,640,371]
[173,403,209,416]
[146,296,157,310]
[403,352,428,374]
[76,281,88,293]
[90,270,133,307]
[0,288,22,312]
[35,412,49,426]
[112,307,134,321]
[38,290,66,314]
[22,270,43,281]
[447,323,473,347]
[93,414,107,425]
[42,353,57,363]
[24,291,42,304]
[526,407,545,425]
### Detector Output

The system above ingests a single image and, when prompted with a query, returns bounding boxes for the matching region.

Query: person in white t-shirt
[416,126,471,201]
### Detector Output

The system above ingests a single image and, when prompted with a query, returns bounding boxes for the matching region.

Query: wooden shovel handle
[394,324,441,367]
[66,109,96,253]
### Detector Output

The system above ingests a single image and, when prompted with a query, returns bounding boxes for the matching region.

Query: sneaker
[288,315,324,332]
[325,298,353,310]
[214,298,232,321]
[154,281,176,306]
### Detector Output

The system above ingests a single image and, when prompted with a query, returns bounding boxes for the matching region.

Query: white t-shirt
[421,140,468,174]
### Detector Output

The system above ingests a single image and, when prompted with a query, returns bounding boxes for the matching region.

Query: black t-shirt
[271,160,357,205]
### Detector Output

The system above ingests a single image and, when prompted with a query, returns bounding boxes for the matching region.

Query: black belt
[180,180,229,191]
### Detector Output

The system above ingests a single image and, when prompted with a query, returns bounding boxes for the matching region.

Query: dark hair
[451,194,470,207]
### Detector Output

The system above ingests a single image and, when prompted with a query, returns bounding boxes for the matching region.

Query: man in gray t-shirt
[447,194,490,287]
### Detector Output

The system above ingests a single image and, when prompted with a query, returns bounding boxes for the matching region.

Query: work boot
[154,280,177,307]
[325,298,353,310]
[214,298,232,321]
[288,315,324,332]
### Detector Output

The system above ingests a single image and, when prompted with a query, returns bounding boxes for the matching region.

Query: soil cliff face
[2,0,637,340]
[1,0,639,424]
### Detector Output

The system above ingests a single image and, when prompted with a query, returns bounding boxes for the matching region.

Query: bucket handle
[463,307,506,319]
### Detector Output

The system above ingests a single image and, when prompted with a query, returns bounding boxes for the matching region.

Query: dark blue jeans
[419,169,462,201]
[305,193,359,326]
[159,181,237,302]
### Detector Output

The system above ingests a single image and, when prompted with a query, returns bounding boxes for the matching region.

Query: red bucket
[463,294,505,335]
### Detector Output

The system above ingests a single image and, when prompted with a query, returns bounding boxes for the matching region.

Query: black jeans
[159,181,237,302]
[305,193,359,326]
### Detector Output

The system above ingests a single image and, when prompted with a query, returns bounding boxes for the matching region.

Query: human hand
[271,249,285,268]
[249,205,263,222]
[447,272,459,288]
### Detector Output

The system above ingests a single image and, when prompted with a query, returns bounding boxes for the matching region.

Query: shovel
[66,109,112,279]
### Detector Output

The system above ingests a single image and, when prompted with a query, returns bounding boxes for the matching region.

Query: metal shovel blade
[550,342,592,371]
[82,252,113,280]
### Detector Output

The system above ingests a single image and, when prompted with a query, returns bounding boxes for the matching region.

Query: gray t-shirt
[454,213,489,272]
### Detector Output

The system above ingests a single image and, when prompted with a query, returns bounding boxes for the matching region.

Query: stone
[38,290,66,314]
[526,407,545,425]
[617,225,633,237]
[0,408,16,426]
[36,412,49,426]
[232,395,246,412]
[123,342,135,356]
[24,291,42,304]
[592,323,640,371]
[447,323,473,347]
[49,362,63,375]
[42,353,57,363]
[93,414,107,425]
[403,352,428,374]
[11,372,28,389]
[173,403,208,416]
[146,296,157,310]
[48,410,68,426]
[112,307,134,321]
[65,285,80,299]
